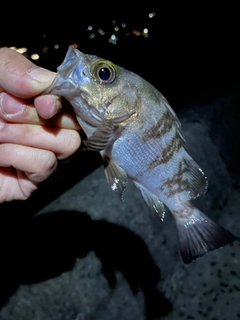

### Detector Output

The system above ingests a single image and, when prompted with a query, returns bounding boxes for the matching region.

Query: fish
[43,44,238,263]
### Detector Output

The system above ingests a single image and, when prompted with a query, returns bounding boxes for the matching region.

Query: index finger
[0,97,81,130]
[0,47,56,98]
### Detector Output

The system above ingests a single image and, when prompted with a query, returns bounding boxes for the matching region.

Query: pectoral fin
[134,182,166,222]
[175,207,238,264]
[103,156,128,200]
[84,120,123,152]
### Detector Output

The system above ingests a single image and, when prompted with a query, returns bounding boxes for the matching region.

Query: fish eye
[99,67,111,81]
[90,60,118,83]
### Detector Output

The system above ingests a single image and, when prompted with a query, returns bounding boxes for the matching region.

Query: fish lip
[42,45,84,96]
[42,73,60,95]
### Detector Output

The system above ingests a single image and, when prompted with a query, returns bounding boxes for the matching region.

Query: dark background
[0,3,240,319]
[0,2,239,230]
[2,3,239,103]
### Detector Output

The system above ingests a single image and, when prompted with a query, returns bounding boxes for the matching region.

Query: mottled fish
[44,45,237,263]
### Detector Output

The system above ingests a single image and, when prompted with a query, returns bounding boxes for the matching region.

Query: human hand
[0,47,81,203]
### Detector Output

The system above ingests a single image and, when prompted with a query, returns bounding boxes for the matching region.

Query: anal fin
[134,182,166,222]
[176,207,238,263]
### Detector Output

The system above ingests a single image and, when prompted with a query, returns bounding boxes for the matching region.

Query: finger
[0,121,81,160]
[34,95,81,129]
[0,92,81,130]
[34,94,62,119]
[0,167,38,202]
[0,47,56,98]
[0,143,57,183]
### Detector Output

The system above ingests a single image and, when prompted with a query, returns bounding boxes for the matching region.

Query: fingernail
[28,67,54,83]
[0,93,25,118]
[54,97,62,113]
[48,98,58,119]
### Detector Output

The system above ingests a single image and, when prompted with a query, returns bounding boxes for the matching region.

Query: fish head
[44,45,141,135]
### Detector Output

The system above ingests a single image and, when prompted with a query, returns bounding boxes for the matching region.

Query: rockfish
[44,45,237,263]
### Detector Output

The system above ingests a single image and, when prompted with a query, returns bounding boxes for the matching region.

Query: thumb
[0,47,56,98]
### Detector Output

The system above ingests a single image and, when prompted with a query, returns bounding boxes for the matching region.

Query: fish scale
[43,45,238,264]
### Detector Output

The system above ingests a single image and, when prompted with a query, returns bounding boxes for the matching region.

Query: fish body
[44,45,237,263]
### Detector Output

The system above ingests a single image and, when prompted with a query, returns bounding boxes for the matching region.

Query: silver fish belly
[43,45,238,263]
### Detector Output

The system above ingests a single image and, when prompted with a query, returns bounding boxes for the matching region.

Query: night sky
[0,3,239,216]
[1,3,239,105]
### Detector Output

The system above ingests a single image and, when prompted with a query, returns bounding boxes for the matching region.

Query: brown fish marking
[172,204,193,219]
[159,160,189,198]
[142,111,172,143]
[147,129,182,172]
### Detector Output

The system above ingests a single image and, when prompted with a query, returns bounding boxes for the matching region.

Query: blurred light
[142,28,149,38]
[149,12,155,18]
[42,34,47,38]
[87,25,93,31]
[9,47,27,54]
[98,29,105,35]
[121,23,126,28]
[89,33,95,39]
[114,26,119,31]
[42,46,49,54]
[109,34,118,44]
[31,54,40,60]
[54,44,59,49]
[112,19,116,24]
[133,29,141,36]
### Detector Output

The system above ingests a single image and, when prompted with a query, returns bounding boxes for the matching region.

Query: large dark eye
[90,60,118,83]
[99,67,111,81]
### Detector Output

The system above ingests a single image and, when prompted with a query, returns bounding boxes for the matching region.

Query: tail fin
[175,208,238,264]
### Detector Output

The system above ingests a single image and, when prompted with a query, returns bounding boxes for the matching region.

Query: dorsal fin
[185,158,208,199]
[162,96,186,148]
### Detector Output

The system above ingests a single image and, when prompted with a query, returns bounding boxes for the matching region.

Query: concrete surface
[0,79,240,320]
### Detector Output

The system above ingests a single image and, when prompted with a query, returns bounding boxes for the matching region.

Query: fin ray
[84,120,123,152]
[134,182,166,221]
[185,158,208,199]
[176,208,238,263]
[103,156,128,200]
[163,96,186,147]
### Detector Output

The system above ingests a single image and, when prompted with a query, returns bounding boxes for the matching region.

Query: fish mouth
[42,73,60,95]
[42,45,84,96]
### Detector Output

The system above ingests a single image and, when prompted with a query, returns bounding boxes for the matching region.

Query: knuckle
[40,151,57,172]
[27,150,57,183]
[58,130,81,159]
[29,151,57,183]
